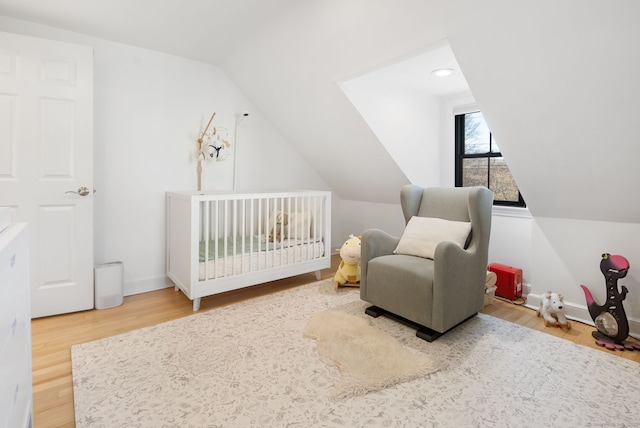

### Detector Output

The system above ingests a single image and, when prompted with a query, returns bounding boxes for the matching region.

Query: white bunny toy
[537,291,571,329]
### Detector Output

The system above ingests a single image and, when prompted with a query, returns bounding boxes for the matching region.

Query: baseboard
[525,292,640,340]
[124,275,174,297]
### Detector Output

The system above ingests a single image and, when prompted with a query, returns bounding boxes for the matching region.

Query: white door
[0,31,94,318]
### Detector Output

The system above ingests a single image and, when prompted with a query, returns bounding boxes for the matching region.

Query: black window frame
[454,112,526,207]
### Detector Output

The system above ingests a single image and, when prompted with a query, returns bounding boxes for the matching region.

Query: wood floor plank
[31,255,640,427]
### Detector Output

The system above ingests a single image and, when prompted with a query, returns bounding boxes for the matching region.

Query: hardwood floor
[482,295,640,364]
[31,254,640,427]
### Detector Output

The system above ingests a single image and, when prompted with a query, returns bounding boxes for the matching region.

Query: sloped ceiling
[0,0,294,63]
[219,1,448,203]
[441,1,640,223]
[1,0,639,222]
[338,41,470,187]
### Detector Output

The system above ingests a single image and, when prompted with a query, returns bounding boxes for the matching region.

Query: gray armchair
[360,185,493,341]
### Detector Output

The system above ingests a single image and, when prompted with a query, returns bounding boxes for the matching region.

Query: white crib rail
[166,190,331,310]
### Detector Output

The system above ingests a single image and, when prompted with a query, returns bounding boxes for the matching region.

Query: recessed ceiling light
[431,68,454,77]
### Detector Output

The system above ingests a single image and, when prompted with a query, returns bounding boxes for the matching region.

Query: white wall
[219,1,640,338]
[0,16,329,296]
[442,3,640,335]
[340,77,640,337]
[334,198,404,244]
[488,208,532,286]
[339,80,440,188]
[333,53,534,291]
[531,218,640,333]
[441,96,534,287]
[5,11,640,338]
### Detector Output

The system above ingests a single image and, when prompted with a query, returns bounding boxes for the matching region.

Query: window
[455,112,525,207]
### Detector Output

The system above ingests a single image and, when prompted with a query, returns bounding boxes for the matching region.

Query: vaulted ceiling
[1,0,639,223]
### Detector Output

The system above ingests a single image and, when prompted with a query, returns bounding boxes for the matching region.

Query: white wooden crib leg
[193,297,201,311]
[314,270,321,280]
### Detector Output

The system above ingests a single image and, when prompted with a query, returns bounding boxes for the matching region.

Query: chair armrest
[431,241,486,331]
[360,228,399,289]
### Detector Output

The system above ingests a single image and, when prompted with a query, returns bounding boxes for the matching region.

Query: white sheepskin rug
[303,310,439,399]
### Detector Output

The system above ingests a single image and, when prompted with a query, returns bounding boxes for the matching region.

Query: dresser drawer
[0,252,23,344]
[0,359,31,428]
[6,358,33,428]
[0,231,28,364]
[0,327,21,428]
[0,307,30,369]
[0,224,31,428]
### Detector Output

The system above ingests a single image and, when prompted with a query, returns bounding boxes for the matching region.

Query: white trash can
[94,261,124,309]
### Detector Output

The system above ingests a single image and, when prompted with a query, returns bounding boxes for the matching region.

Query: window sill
[492,205,531,219]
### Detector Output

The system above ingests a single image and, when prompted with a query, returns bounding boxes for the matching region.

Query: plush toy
[537,291,571,329]
[268,211,288,242]
[334,235,361,290]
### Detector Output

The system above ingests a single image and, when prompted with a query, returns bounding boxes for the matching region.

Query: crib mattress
[198,239,325,280]
[199,235,320,261]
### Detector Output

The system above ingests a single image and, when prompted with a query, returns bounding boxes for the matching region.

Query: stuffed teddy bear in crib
[537,291,572,329]
[334,235,361,290]
[268,211,288,242]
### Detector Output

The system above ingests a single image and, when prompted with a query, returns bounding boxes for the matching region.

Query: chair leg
[367,305,442,341]
[416,313,478,342]
[416,327,443,342]
[365,305,384,318]
[365,305,477,342]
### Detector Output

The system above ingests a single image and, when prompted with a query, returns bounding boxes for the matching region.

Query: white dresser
[0,222,32,428]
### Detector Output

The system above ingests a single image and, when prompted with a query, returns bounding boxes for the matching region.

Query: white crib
[166,190,331,310]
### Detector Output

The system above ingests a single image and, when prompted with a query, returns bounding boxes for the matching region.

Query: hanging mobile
[196,112,216,191]
[580,253,640,351]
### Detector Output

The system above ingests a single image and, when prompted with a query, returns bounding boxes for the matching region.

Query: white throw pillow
[394,216,471,259]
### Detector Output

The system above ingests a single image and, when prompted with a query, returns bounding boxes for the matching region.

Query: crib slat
[236,198,242,272]
[251,198,255,271]
[203,201,210,278]
[232,199,237,275]
[224,199,229,277]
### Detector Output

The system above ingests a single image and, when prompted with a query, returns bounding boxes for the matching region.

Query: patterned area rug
[72,279,640,427]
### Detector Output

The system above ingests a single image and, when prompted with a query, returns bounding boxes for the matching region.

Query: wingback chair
[360,185,493,341]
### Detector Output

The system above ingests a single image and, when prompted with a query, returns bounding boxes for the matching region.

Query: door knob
[65,186,91,196]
